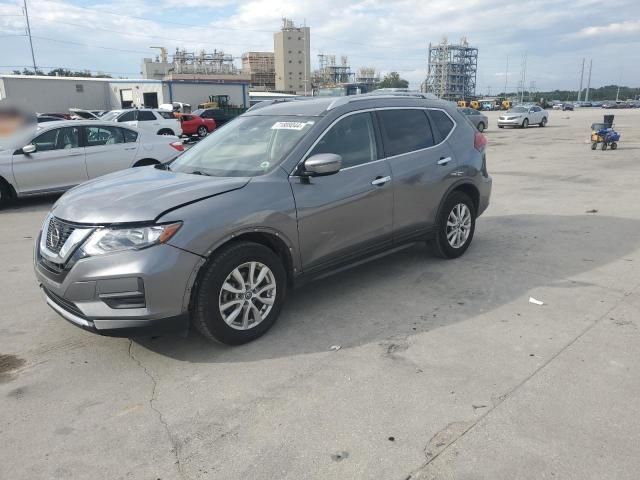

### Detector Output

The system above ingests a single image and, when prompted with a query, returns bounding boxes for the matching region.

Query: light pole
[23,0,37,73]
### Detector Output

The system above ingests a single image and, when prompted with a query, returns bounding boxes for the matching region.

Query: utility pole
[585,59,592,102]
[519,53,527,104]
[23,0,37,73]
[577,58,585,102]
[503,55,509,96]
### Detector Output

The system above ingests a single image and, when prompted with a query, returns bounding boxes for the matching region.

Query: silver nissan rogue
[34,94,492,345]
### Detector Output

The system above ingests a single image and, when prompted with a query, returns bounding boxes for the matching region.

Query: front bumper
[497,117,525,126]
[35,238,203,337]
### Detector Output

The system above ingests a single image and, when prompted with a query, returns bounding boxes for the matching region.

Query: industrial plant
[423,37,478,101]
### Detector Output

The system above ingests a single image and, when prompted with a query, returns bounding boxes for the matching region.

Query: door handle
[124,147,136,150]
[371,175,391,186]
[66,153,83,157]
[437,157,453,166]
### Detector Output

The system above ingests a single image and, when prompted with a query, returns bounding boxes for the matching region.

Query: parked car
[191,108,235,127]
[101,109,183,136]
[69,108,102,120]
[38,112,71,120]
[178,113,216,137]
[562,103,574,111]
[459,107,488,132]
[0,120,184,207]
[159,102,191,114]
[34,95,492,344]
[498,105,549,128]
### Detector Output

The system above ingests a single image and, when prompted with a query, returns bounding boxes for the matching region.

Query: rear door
[84,125,139,178]
[290,111,394,273]
[116,110,138,130]
[136,110,162,134]
[376,108,458,242]
[12,126,87,193]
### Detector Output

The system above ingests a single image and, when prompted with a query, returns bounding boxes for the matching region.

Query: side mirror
[22,144,36,154]
[303,153,342,176]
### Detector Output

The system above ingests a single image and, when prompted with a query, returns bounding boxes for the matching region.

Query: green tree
[377,72,409,89]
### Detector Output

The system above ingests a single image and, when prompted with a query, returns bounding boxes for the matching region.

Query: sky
[1,0,639,92]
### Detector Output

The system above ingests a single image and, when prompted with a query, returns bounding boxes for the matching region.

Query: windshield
[511,106,527,113]
[170,115,316,177]
[100,111,121,121]
[192,109,204,116]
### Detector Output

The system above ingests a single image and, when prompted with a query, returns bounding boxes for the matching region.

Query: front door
[290,111,394,273]
[376,108,459,242]
[12,126,87,194]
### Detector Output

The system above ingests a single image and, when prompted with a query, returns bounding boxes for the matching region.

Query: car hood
[52,167,250,224]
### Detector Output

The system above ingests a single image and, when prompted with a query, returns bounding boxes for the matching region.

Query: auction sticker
[271,121,308,130]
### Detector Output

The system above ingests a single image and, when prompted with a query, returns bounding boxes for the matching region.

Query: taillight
[170,141,184,152]
[474,131,487,151]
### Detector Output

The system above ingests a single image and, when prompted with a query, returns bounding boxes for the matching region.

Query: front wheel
[601,143,607,151]
[477,122,485,132]
[197,126,208,137]
[610,142,618,150]
[521,118,529,129]
[429,191,476,259]
[591,142,597,150]
[191,242,287,345]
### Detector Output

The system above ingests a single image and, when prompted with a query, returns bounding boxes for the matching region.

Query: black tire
[132,158,158,167]
[197,126,208,137]
[601,143,607,151]
[191,241,287,345]
[611,142,617,150]
[498,125,504,129]
[539,117,547,127]
[0,178,10,209]
[591,142,597,150]
[429,191,476,259]
[158,129,174,136]
[477,122,485,132]
[521,118,529,129]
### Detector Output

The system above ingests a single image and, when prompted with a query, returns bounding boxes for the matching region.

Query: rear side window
[85,126,124,146]
[138,110,156,121]
[158,111,175,119]
[309,112,377,169]
[378,109,434,157]
[121,128,138,143]
[118,110,137,122]
[429,110,455,140]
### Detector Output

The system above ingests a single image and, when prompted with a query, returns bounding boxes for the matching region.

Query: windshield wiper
[190,170,211,176]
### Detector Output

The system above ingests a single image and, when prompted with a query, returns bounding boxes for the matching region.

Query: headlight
[82,222,182,256]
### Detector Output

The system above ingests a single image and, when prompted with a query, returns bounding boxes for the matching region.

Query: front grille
[43,287,86,319]
[46,217,76,254]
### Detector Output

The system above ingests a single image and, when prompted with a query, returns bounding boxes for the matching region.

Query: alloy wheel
[446,203,472,249]
[218,261,276,330]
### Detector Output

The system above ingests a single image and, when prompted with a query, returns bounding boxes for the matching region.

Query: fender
[434,178,481,226]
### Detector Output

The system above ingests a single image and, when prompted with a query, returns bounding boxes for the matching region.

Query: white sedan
[0,120,184,207]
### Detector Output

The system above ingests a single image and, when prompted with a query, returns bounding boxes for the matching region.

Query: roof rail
[325,91,440,110]
[247,97,313,112]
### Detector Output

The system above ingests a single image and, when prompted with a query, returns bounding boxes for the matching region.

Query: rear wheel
[429,191,476,259]
[197,126,208,137]
[477,122,485,132]
[498,125,504,128]
[0,178,10,209]
[521,118,529,129]
[591,142,598,150]
[539,117,547,127]
[192,242,287,345]
[611,142,618,150]
[158,129,174,136]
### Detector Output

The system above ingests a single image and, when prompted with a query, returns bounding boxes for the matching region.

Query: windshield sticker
[260,161,270,169]
[271,121,308,131]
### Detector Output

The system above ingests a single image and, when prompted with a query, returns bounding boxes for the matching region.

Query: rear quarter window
[428,110,455,141]
[121,128,138,143]
[158,111,176,119]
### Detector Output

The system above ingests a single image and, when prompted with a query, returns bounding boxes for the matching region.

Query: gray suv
[34,95,492,345]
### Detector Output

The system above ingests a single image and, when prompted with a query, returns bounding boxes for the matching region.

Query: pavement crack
[129,340,188,480]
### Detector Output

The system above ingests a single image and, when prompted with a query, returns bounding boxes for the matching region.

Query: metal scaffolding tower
[424,37,478,101]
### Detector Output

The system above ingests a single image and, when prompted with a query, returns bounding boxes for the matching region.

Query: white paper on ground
[529,296,545,306]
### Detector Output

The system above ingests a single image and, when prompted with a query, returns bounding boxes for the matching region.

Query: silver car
[498,105,548,128]
[459,107,489,132]
[34,95,492,345]
[0,120,184,206]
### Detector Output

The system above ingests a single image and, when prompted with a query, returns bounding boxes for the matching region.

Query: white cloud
[573,20,640,38]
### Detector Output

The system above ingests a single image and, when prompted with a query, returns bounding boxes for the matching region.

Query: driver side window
[309,112,377,169]
[32,127,80,152]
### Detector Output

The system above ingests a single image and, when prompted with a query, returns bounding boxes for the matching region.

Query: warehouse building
[0,74,249,113]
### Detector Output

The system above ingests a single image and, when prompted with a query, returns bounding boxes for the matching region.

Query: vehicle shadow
[1,194,60,213]
[136,213,640,363]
